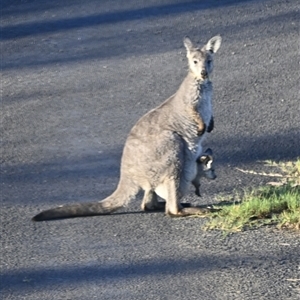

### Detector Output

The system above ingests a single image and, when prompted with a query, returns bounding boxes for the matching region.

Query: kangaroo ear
[204,148,213,156]
[205,35,222,53]
[183,37,194,53]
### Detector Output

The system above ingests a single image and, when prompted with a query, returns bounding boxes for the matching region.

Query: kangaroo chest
[197,82,213,127]
[186,81,213,157]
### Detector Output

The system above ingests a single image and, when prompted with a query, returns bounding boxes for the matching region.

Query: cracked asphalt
[1,0,299,299]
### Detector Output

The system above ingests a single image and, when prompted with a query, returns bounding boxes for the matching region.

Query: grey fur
[32,36,222,221]
[142,148,217,211]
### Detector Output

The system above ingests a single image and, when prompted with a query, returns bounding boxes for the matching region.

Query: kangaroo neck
[175,71,210,106]
[167,72,207,144]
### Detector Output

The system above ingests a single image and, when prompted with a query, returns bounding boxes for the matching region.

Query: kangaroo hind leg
[161,179,213,217]
[141,189,166,211]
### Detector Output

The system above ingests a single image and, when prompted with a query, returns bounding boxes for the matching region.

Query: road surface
[1,0,299,299]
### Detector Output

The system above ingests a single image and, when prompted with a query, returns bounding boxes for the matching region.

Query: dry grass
[204,158,300,232]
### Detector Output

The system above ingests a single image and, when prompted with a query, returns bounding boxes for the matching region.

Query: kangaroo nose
[201,70,207,77]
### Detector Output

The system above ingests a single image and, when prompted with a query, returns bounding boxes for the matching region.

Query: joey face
[198,148,217,180]
[184,36,222,82]
[201,157,216,180]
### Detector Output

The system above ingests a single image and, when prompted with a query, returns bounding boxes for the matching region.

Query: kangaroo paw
[197,123,207,136]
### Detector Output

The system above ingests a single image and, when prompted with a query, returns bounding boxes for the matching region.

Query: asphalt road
[1,0,300,299]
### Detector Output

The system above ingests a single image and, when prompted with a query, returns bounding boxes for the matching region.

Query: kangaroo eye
[193,60,198,64]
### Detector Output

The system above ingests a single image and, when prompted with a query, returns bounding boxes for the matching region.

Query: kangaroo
[192,148,216,197]
[32,35,222,221]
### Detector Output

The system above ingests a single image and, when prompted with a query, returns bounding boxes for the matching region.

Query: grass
[204,158,300,232]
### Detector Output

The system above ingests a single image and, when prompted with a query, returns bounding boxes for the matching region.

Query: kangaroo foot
[143,202,191,211]
[167,205,220,217]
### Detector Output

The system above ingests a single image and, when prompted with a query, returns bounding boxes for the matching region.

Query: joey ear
[204,148,213,156]
[205,35,222,53]
[183,37,194,53]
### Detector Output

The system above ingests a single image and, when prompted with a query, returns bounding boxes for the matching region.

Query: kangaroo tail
[32,179,138,221]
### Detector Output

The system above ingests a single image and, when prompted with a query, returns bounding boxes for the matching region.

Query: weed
[205,158,300,232]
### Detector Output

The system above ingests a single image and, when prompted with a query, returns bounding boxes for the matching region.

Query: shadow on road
[2,127,299,184]
[1,127,299,206]
[2,0,258,39]
[2,1,298,70]
[1,247,298,294]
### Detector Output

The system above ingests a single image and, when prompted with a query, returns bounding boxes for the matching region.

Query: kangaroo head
[197,148,217,180]
[183,36,222,81]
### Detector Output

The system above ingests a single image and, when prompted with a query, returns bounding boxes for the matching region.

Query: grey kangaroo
[33,35,222,221]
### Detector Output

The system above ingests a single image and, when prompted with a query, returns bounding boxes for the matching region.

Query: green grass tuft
[205,158,300,232]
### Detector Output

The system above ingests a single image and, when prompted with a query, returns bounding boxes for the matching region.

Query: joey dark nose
[201,70,207,77]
